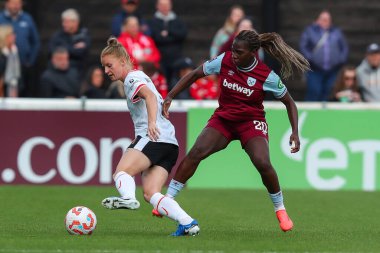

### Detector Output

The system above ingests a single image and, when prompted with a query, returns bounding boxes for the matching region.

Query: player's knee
[114,165,135,178]
[188,145,208,161]
[112,170,124,180]
[254,157,273,173]
[112,169,130,179]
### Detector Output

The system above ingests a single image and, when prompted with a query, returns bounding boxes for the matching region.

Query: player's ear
[120,58,127,66]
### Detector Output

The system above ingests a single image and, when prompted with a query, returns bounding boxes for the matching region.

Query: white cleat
[101,197,140,210]
[187,224,200,236]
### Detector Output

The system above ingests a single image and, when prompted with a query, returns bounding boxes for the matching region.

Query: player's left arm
[137,86,160,141]
[279,92,300,153]
[264,71,301,153]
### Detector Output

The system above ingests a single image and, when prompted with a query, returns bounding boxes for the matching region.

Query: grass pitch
[0,186,379,253]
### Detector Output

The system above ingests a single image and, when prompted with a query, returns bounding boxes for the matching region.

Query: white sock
[113,171,136,200]
[150,192,193,225]
[269,191,285,212]
[166,179,185,198]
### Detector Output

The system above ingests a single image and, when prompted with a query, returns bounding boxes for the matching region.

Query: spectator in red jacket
[173,57,219,100]
[140,61,168,98]
[190,75,219,100]
[118,16,160,69]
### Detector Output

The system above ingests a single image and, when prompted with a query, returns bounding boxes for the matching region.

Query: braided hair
[235,30,310,79]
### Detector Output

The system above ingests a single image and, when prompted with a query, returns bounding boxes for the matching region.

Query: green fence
[187,108,380,191]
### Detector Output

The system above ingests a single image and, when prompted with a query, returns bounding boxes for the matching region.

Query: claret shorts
[206,114,269,147]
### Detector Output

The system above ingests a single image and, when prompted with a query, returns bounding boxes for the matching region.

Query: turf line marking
[0,250,371,253]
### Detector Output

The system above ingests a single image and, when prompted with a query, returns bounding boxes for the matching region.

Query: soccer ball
[65,206,97,235]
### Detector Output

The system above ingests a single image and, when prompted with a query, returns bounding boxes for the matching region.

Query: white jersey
[123,70,178,146]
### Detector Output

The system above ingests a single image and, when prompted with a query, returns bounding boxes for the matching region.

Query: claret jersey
[124,70,178,146]
[203,51,287,121]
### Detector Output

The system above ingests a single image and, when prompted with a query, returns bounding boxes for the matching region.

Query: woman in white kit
[100,37,199,236]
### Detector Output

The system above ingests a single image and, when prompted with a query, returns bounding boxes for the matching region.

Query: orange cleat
[152,209,163,218]
[276,210,293,232]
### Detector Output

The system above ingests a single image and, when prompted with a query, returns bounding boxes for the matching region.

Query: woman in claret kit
[162,30,310,232]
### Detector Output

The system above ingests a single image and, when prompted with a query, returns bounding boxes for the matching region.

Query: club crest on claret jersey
[278,79,284,89]
[247,77,256,87]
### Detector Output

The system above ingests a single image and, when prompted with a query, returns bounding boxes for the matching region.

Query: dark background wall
[9,0,380,100]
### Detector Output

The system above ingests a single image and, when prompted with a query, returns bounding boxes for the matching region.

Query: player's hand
[148,122,160,141]
[289,133,300,153]
[162,97,172,119]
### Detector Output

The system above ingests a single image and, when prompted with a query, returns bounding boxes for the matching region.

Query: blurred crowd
[0,0,379,102]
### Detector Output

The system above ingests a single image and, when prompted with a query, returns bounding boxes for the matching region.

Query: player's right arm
[163,53,225,118]
[162,65,205,119]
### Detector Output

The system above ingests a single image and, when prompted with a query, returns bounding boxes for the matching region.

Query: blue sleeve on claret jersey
[263,71,287,98]
[203,53,225,76]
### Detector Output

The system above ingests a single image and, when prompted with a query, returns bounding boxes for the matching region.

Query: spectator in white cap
[356,43,380,102]
[48,8,91,75]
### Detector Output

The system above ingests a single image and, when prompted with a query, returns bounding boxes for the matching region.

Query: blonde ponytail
[100,36,133,68]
